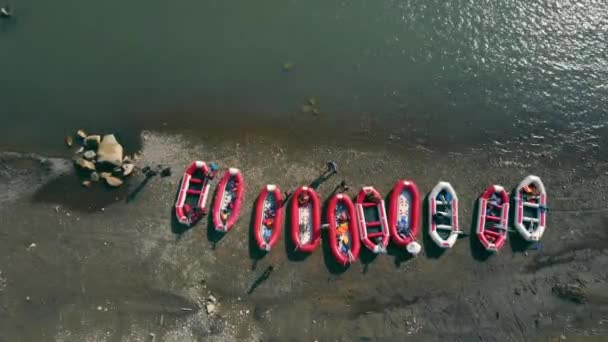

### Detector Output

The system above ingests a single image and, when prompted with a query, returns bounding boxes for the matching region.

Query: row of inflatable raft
[174,161,548,266]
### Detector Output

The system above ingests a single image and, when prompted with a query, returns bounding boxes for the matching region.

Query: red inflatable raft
[355,187,389,254]
[476,184,509,252]
[211,168,245,232]
[290,186,321,253]
[327,193,360,266]
[388,180,422,255]
[253,185,283,252]
[175,161,213,225]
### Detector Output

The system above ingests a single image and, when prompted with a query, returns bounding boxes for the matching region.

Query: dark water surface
[1,0,606,155]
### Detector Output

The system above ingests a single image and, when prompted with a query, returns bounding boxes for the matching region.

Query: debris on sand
[552,283,587,303]
[208,295,217,303]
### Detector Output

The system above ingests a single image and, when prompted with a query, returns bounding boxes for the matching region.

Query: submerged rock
[73,157,95,171]
[97,134,123,167]
[83,150,96,161]
[301,105,313,113]
[84,135,101,149]
[104,176,123,187]
[282,62,294,71]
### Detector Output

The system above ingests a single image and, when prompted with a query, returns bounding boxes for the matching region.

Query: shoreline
[0,131,607,341]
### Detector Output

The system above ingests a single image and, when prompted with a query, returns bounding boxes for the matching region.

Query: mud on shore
[0,131,607,341]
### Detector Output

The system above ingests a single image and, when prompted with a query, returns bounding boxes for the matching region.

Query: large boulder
[97,134,123,167]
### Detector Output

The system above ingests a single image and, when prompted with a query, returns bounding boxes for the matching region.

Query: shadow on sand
[32,169,129,213]
[248,194,268,271]
[206,185,226,250]
[421,192,446,259]
[309,170,336,190]
[126,173,155,203]
[170,184,195,237]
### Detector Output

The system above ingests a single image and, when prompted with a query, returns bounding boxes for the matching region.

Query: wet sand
[0,131,607,341]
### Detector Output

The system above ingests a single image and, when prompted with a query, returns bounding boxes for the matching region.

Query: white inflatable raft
[428,181,460,248]
[514,175,547,242]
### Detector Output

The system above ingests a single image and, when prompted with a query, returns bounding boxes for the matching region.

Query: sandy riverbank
[0,131,607,341]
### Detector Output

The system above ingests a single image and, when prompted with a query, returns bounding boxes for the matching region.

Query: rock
[27,243,36,250]
[312,108,320,115]
[112,166,123,176]
[83,150,96,160]
[97,134,123,167]
[104,176,123,187]
[514,288,521,296]
[206,303,216,315]
[81,180,92,188]
[123,155,132,163]
[122,163,134,177]
[84,135,101,149]
[99,172,111,179]
[73,157,96,171]
[76,129,87,139]
[75,146,84,154]
[65,135,73,147]
[308,97,318,106]
[208,295,217,303]
[90,172,100,182]
[160,167,171,178]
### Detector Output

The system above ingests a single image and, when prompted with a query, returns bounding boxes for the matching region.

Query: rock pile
[66,130,135,188]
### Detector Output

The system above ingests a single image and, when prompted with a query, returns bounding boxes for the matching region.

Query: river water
[0,0,606,156]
